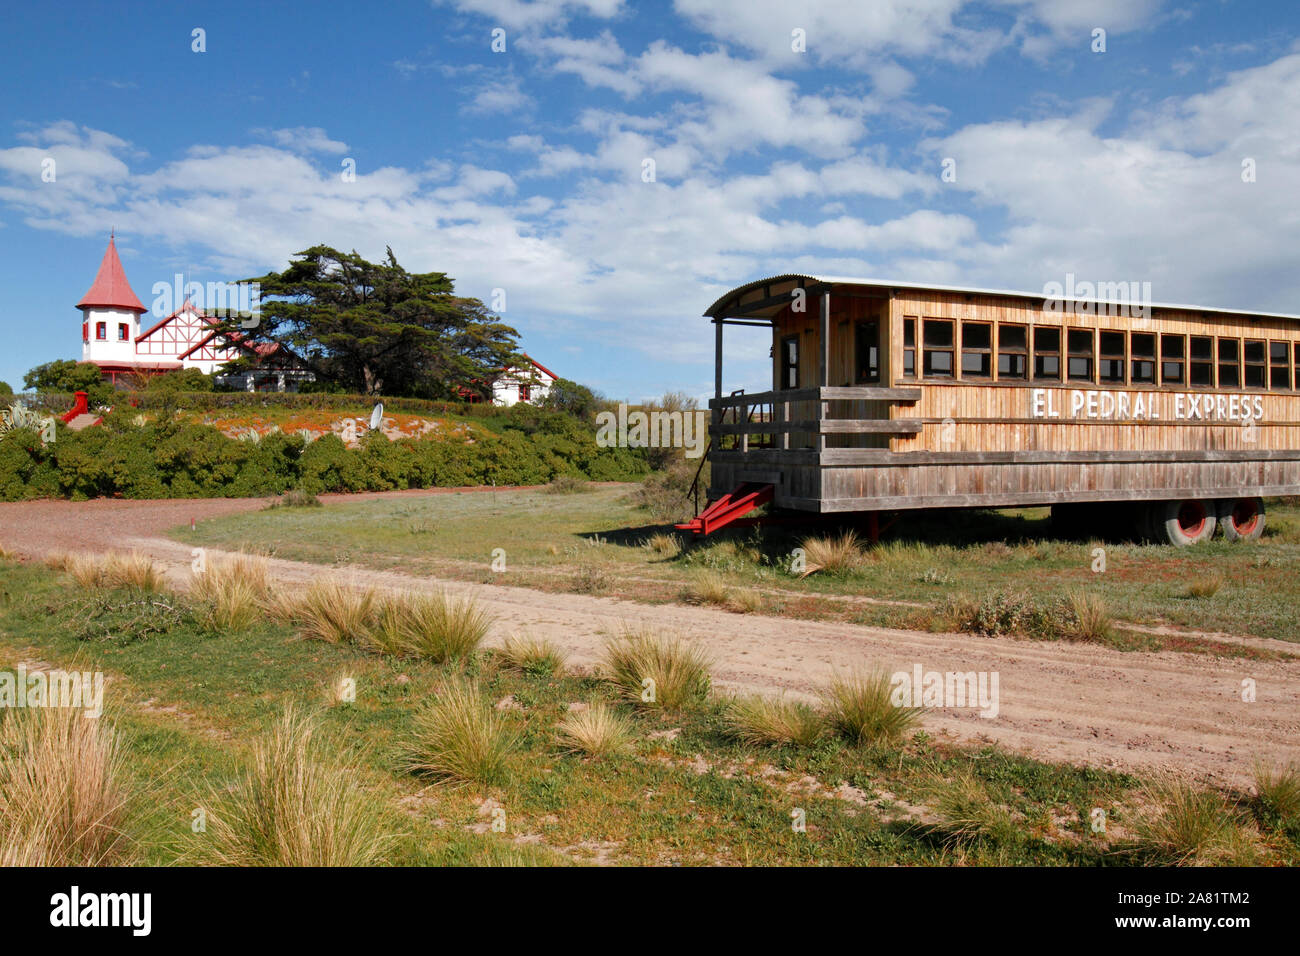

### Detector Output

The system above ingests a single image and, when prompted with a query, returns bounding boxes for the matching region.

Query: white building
[76,234,310,390]
[492,356,558,406]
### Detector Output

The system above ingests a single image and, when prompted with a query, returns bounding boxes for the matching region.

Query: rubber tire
[1217,497,1266,542]
[1152,499,1217,546]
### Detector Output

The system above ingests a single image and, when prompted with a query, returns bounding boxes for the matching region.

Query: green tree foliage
[142,368,215,393]
[0,381,12,396]
[22,359,113,406]
[541,377,599,421]
[233,245,522,399]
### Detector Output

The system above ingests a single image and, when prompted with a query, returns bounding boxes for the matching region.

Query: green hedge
[0,405,646,501]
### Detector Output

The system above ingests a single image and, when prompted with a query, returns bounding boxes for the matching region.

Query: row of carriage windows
[900,318,1296,390]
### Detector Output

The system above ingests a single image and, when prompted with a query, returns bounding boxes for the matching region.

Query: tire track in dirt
[2,493,1296,786]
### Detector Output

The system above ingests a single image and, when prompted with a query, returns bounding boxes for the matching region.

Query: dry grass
[1062,590,1114,643]
[724,694,827,747]
[408,676,520,786]
[644,532,682,558]
[0,706,138,866]
[371,591,490,662]
[295,580,375,646]
[1184,574,1225,599]
[204,706,393,866]
[497,634,567,676]
[799,531,866,575]
[1129,775,1241,864]
[926,767,1020,845]
[823,668,923,746]
[556,704,634,759]
[191,554,272,632]
[1253,759,1300,824]
[601,629,712,709]
[61,551,164,592]
[683,570,731,606]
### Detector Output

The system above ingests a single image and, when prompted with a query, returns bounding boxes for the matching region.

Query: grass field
[177,485,1300,651]
[3,554,1295,866]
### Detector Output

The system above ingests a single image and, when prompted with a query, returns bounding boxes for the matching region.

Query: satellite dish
[369,403,384,431]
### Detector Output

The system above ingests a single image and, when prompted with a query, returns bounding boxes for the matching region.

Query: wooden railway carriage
[689,274,1300,544]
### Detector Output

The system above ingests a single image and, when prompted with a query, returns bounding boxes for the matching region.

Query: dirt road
[2,492,1296,786]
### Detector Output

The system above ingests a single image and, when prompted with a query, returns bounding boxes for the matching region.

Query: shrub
[542,474,591,494]
[823,668,923,746]
[0,706,138,866]
[408,676,520,786]
[601,630,712,709]
[556,704,634,759]
[205,706,393,866]
[724,695,827,747]
[927,768,1020,845]
[265,488,321,509]
[644,532,681,558]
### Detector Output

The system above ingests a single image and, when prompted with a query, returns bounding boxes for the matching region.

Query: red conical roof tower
[76,234,146,313]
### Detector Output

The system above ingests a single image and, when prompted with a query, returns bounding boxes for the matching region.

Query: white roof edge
[705,274,1300,322]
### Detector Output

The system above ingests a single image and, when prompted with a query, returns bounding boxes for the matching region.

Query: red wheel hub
[1231,499,1260,535]
[1177,501,1207,537]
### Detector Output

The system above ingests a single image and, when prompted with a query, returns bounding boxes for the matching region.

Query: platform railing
[708,386,922,452]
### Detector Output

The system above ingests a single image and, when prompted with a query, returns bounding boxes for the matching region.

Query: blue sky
[2,0,1298,400]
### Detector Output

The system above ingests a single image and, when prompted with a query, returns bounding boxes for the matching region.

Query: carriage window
[1218,338,1240,388]
[960,321,992,378]
[902,317,916,378]
[923,319,954,378]
[780,335,799,389]
[1067,329,1094,381]
[1130,332,1156,384]
[1099,331,1126,383]
[1034,327,1061,380]
[1160,334,1185,385]
[1271,341,1291,390]
[998,324,1028,379]
[1244,340,1267,388]
[1190,336,1214,386]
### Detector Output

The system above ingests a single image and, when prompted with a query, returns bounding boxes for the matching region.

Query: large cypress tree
[229,245,521,398]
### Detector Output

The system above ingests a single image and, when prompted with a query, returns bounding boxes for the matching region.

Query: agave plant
[0,401,46,440]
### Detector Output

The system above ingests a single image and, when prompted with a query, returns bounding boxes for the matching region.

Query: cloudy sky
[1,0,1297,399]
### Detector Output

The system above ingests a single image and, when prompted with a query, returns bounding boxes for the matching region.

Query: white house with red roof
[491,355,558,406]
[76,235,310,391]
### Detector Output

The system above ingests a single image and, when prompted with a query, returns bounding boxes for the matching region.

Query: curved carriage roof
[704,274,1300,323]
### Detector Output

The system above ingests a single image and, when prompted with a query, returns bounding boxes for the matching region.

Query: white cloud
[253,126,349,154]
[434,0,624,31]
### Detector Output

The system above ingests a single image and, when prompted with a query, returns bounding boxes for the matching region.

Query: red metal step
[675,482,774,535]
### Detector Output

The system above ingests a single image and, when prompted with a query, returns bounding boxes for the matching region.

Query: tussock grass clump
[62,551,164,592]
[191,554,272,632]
[798,530,865,575]
[823,668,922,746]
[371,591,490,662]
[1184,574,1224,599]
[264,488,321,509]
[1252,760,1300,825]
[296,580,374,646]
[0,707,138,866]
[726,587,764,614]
[724,695,826,747]
[1129,776,1239,864]
[602,630,712,709]
[683,570,731,607]
[927,768,1020,845]
[498,634,567,676]
[644,532,682,558]
[556,703,634,758]
[1059,590,1114,643]
[205,707,393,866]
[573,563,612,594]
[408,676,520,786]
[543,474,591,494]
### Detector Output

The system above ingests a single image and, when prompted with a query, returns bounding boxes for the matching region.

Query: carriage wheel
[1151,499,1217,546]
[1217,497,1265,542]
